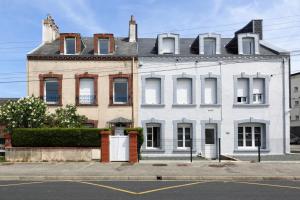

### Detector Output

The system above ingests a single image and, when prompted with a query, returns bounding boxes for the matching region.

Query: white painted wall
[290,74,300,127]
[139,58,290,157]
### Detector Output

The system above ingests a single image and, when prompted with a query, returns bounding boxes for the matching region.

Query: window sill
[234,148,270,153]
[109,103,132,107]
[233,104,269,108]
[141,148,165,152]
[77,104,98,107]
[46,103,62,107]
[141,104,165,108]
[200,104,221,107]
[172,104,197,107]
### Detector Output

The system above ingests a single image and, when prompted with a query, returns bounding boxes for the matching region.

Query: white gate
[109,135,129,161]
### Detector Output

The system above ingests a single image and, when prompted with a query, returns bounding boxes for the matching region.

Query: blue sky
[0,0,300,97]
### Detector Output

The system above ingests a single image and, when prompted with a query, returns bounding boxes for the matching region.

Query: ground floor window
[238,123,265,149]
[177,123,192,148]
[146,123,161,148]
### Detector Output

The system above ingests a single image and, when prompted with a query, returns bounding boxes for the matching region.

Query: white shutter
[145,78,161,104]
[205,78,217,104]
[253,78,264,94]
[177,78,192,104]
[163,38,175,54]
[237,78,249,97]
[80,78,94,104]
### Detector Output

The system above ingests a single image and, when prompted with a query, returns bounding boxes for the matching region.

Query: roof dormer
[237,33,259,55]
[59,33,81,55]
[199,33,221,55]
[157,33,179,55]
[93,34,115,55]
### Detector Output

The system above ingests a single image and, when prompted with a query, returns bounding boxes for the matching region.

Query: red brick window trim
[39,73,63,106]
[60,33,81,55]
[93,34,115,55]
[84,120,98,128]
[109,73,132,106]
[75,73,98,106]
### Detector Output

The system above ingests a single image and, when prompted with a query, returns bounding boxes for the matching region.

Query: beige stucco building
[27,15,139,132]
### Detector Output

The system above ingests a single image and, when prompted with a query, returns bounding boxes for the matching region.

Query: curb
[0,176,300,181]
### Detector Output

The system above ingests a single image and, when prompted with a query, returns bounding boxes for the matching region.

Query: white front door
[109,135,129,161]
[205,124,217,159]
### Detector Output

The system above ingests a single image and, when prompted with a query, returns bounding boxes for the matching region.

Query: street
[1,180,300,200]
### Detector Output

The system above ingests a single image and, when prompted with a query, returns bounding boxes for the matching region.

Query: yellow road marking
[232,181,300,190]
[0,182,44,187]
[75,181,210,195]
[75,181,138,195]
[137,181,209,195]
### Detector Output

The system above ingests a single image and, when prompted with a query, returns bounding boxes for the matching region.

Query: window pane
[242,37,255,55]
[178,128,183,140]
[238,127,243,133]
[237,78,249,103]
[45,79,59,103]
[205,128,215,144]
[99,39,109,54]
[65,38,76,54]
[246,132,252,146]
[145,78,161,104]
[79,78,94,104]
[176,78,192,104]
[153,127,160,148]
[114,78,128,103]
[238,132,243,147]
[185,127,191,140]
[204,38,216,55]
[185,140,191,148]
[163,37,175,54]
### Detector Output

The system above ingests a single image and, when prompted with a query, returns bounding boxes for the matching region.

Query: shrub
[12,128,101,147]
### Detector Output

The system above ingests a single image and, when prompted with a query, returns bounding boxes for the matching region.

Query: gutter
[131,56,135,127]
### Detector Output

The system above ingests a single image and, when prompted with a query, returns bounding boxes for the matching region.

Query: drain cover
[152,163,168,166]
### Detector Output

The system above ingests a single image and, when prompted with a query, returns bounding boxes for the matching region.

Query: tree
[0,97,48,132]
[47,105,87,128]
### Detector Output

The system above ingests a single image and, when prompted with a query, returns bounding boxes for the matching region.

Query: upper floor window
[65,37,76,54]
[98,38,109,54]
[204,78,217,104]
[237,78,249,104]
[162,37,175,54]
[204,38,216,55]
[176,78,192,104]
[253,78,265,104]
[294,87,299,93]
[79,78,95,105]
[113,78,128,104]
[145,78,161,104]
[44,78,59,104]
[242,37,255,55]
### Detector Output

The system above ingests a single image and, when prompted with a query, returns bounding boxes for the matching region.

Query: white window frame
[98,38,110,55]
[44,78,59,104]
[64,37,76,55]
[177,123,192,149]
[236,78,249,104]
[113,78,128,104]
[237,123,264,150]
[146,123,161,149]
[237,33,259,55]
[157,33,179,55]
[199,33,221,55]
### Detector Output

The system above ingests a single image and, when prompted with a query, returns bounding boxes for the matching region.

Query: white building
[138,20,290,158]
[290,73,300,136]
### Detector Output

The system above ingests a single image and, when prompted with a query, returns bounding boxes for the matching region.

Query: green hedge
[12,128,102,147]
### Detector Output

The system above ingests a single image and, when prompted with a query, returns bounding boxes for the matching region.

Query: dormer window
[199,33,221,55]
[204,38,216,55]
[242,37,255,55]
[98,38,109,54]
[162,37,175,54]
[237,33,259,55]
[65,37,76,55]
[157,33,179,55]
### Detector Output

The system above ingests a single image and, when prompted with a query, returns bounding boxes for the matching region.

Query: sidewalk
[1,161,300,181]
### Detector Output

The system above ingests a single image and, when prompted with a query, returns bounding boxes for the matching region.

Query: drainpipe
[282,58,287,154]
[131,56,135,127]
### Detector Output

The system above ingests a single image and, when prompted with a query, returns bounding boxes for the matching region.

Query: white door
[109,135,129,161]
[205,124,217,159]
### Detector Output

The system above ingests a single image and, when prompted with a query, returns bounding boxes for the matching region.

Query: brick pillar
[128,131,138,163]
[100,130,111,163]
[4,134,12,148]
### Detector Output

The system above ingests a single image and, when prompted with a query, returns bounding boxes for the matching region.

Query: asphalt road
[1,180,300,200]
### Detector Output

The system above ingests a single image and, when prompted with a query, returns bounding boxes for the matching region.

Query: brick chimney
[128,15,137,42]
[42,14,59,43]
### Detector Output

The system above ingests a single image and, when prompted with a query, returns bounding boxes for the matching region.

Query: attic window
[242,37,255,55]
[98,38,109,54]
[204,38,216,55]
[162,37,175,54]
[65,37,76,54]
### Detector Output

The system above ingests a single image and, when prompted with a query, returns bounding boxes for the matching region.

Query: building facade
[290,73,300,136]
[138,20,290,158]
[27,15,139,133]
